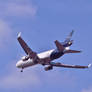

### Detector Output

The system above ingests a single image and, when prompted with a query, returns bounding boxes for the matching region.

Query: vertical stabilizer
[65,30,74,42]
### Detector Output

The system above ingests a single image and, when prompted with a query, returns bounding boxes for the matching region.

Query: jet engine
[21,56,29,61]
[44,65,53,71]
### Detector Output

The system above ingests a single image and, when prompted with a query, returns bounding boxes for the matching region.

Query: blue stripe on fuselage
[50,49,64,60]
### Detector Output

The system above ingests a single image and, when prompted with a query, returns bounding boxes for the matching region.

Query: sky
[0,0,92,92]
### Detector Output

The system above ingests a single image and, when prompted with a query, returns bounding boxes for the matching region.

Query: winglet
[88,64,92,68]
[17,32,21,38]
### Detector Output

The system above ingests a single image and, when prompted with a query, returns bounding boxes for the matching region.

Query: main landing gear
[44,65,53,71]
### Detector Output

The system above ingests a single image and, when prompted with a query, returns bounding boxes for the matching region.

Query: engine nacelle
[21,56,29,61]
[44,65,53,71]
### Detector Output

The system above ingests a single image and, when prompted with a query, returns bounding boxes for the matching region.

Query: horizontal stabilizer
[64,50,81,54]
[55,40,64,52]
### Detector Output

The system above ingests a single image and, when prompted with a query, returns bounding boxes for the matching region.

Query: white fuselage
[16,49,55,69]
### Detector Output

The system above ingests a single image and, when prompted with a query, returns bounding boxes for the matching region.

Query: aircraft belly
[22,59,36,68]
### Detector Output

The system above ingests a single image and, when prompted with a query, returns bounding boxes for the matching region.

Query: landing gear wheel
[44,65,53,71]
[21,70,23,72]
[21,68,24,72]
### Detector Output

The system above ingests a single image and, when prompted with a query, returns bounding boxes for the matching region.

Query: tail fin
[65,30,74,42]
[64,50,81,54]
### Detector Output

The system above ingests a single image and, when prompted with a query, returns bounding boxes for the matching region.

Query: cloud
[0,62,76,90]
[0,1,37,18]
[0,63,41,89]
[0,71,40,89]
[0,1,37,49]
[0,19,13,48]
[82,87,92,92]
[40,69,76,88]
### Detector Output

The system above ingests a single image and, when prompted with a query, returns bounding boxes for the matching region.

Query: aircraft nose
[16,61,22,68]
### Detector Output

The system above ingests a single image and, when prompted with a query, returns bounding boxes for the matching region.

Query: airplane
[16,31,91,72]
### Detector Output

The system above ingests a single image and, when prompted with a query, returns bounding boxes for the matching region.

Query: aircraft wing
[49,62,91,69]
[17,32,37,59]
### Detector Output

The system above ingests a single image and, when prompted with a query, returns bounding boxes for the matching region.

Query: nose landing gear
[21,68,24,72]
[21,70,23,72]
